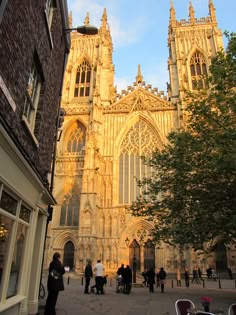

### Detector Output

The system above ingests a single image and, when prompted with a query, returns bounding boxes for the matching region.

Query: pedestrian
[44,252,65,315]
[227,266,233,280]
[147,267,155,292]
[159,267,166,293]
[94,259,105,295]
[184,268,190,288]
[156,269,160,287]
[176,269,181,287]
[197,267,202,281]
[123,265,132,294]
[206,266,212,279]
[84,260,93,294]
[141,269,148,287]
[192,267,200,283]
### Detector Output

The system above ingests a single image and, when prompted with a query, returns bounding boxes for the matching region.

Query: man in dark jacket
[159,267,167,293]
[84,260,93,294]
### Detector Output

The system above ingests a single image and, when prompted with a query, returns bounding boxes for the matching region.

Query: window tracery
[119,120,158,204]
[74,60,91,97]
[190,51,207,90]
[67,122,86,153]
[60,190,79,226]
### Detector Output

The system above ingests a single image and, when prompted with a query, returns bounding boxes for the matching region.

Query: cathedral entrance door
[129,239,140,271]
[63,241,75,271]
[144,239,155,270]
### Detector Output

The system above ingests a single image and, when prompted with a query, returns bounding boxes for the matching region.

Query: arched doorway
[144,239,155,270]
[63,241,75,270]
[129,239,140,271]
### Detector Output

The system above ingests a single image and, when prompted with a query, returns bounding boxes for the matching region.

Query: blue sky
[67,0,236,94]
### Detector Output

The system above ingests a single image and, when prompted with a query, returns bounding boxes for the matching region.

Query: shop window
[0,186,31,301]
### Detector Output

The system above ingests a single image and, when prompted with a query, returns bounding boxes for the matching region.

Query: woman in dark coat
[44,252,65,315]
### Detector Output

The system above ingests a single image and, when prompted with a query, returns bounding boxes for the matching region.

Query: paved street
[39,276,236,315]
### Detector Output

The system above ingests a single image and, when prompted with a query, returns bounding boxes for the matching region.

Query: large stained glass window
[74,60,91,97]
[60,188,80,227]
[119,120,159,204]
[190,51,208,90]
[67,122,86,153]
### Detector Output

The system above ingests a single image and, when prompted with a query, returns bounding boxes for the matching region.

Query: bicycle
[39,282,46,299]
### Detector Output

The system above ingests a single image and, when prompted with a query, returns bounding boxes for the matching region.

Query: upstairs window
[190,51,208,90]
[23,56,43,137]
[45,0,56,29]
[74,61,91,97]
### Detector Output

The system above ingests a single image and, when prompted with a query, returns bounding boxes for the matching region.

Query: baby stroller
[116,275,124,293]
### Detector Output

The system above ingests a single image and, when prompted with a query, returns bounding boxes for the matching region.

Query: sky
[67,0,236,95]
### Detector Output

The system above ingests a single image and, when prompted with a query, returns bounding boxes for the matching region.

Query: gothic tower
[168,0,223,103]
[45,3,226,275]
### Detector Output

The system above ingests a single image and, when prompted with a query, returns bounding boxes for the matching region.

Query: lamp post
[64,25,98,35]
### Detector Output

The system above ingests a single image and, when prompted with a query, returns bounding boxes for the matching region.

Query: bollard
[218,279,221,289]
[235,280,236,289]
[202,279,205,288]
[67,276,70,285]
[81,276,83,286]
[172,279,174,288]
[110,278,112,287]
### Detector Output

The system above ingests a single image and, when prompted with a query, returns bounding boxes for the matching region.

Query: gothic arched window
[74,60,91,97]
[67,122,86,153]
[60,190,79,226]
[119,120,158,204]
[190,51,207,90]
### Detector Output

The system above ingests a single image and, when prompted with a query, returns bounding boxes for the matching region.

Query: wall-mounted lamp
[64,25,98,35]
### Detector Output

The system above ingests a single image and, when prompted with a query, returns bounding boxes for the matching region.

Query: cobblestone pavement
[39,277,236,315]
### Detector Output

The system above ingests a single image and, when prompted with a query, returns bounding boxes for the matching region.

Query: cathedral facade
[45,1,227,274]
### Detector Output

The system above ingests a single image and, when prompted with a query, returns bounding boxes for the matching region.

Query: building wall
[46,2,232,277]
[0,0,69,314]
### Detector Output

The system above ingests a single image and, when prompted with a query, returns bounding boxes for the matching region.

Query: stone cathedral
[45,1,228,274]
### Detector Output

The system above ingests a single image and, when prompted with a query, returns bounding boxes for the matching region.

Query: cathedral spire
[170,0,176,22]
[101,8,107,30]
[84,12,89,25]
[136,64,143,85]
[209,0,217,23]
[189,1,195,24]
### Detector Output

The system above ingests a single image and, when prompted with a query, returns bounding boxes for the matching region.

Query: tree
[130,32,236,252]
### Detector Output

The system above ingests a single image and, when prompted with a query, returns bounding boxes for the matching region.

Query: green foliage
[130,32,236,252]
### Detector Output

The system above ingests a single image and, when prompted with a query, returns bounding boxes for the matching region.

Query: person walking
[123,265,132,294]
[184,268,190,288]
[176,269,181,287]
[84,260,93,294]
[94,260,105,295]
[44,252,65,315]
[159,267,166,293]
[147,267,155,292]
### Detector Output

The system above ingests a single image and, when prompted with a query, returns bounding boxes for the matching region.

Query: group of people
[142,267,167,293]
[116,263,133,294]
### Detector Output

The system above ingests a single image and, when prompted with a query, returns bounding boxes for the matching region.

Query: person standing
[123,265,132,294]
[184,268,190,288]
[84,260,93,294]
[159,267,167,293]
[147,267,155,292]
[44,252,65,315]
[176,269,181,287]
[94,260,105,295]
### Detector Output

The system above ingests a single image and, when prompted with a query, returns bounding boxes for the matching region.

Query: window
[45,0,56,29]
[67,122,86,154]
[60,189,80,227]
[190,51,208,90]
[0,186,31,301]
[119,120,158,204]
[74,61,91,97]
[23,58,42,135]
[0,0,8,24]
